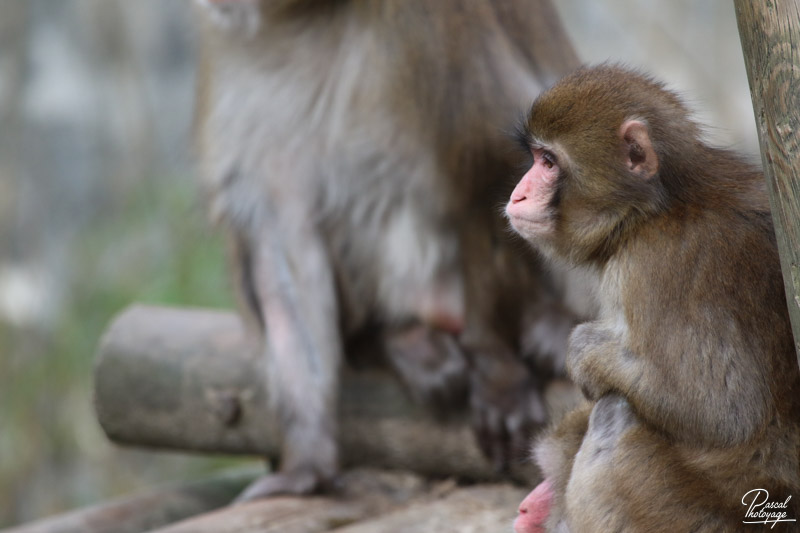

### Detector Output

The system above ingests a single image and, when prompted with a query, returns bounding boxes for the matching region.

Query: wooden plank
[145,469,438,533]
[333,484,526,533]
[735,1,800,364]
[0,468,259,533]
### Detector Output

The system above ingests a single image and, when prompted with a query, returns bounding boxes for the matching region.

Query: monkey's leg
[520,403,591,533]
[235,215,343,502]
[383,325,469,414]
[565,395,742,533]
[387,323,550,474]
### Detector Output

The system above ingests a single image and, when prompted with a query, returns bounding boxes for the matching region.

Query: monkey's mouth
[505,209,554,238]
[507,216,554,240]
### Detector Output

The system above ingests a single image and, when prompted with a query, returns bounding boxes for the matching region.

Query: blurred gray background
[0,0,758,527]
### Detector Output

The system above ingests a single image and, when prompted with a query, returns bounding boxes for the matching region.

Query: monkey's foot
[234,470,325,503]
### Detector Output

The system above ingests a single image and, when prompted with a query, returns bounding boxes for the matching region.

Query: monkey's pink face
[506,148,559,241]
[514,478,553,533]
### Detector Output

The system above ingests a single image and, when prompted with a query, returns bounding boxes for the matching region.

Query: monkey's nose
[510,192,527,204]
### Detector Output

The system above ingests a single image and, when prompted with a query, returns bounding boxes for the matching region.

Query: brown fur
[193,0,582,499]
[509,65,800,531]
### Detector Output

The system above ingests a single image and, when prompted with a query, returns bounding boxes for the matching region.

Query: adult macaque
[193,0,582,500]
[507,65,800,532]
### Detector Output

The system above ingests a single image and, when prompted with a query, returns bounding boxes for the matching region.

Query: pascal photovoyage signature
[742,489,796,528]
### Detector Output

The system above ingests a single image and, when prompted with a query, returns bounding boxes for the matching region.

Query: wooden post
[735,1,800,365]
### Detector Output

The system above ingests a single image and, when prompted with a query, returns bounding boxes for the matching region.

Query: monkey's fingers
[471,377,548,474]
[509,389,548,461]
[477,409,510,473]
[471,397,513,474]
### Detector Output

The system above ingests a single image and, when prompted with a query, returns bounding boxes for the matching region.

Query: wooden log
[145,469,523,533]
[735,1,800,364]
[94,305,537,482]
[146,469,436,533]
[334,484,526,533]
[0,468,260,533]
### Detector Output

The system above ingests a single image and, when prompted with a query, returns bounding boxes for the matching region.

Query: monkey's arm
[565,322,626,401]
[567,322,770,446]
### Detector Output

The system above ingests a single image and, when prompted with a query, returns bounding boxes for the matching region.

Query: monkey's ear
[620,120,658,180]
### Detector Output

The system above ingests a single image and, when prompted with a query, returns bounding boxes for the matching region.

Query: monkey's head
[506,65,702,266]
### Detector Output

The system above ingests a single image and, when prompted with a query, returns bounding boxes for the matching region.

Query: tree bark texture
[735,0,800,364]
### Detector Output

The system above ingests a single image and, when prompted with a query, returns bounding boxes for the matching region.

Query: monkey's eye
[541,151,556,170]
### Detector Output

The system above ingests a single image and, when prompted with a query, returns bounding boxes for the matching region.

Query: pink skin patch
[514,478,553,533]
[411,275,466,335]
[419,292,465,335]
[505,149,559,239]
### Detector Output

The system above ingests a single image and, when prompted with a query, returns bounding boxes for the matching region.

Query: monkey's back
[194,0,579,332]
[622,160,800,494]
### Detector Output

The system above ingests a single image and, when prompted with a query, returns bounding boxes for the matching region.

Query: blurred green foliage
[0,174,255,527]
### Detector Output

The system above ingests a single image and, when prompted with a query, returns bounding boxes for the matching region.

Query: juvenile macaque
[507,65,800,532]
[193,0,582,500]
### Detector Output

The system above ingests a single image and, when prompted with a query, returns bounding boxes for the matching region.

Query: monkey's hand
[567,322,621,401]
[470,356,547,473]
[384,325,469,414]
